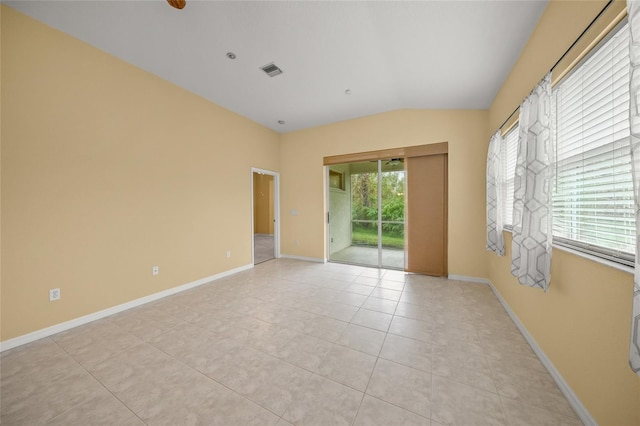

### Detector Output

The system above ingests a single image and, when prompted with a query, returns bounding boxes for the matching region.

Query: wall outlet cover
[49,288,60,301]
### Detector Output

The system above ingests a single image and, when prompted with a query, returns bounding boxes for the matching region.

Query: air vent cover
[261,63,283,77]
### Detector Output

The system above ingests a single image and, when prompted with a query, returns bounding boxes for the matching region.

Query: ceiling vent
[261,63,283,77]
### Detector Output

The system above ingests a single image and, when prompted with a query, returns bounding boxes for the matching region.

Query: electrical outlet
[226,250,231,258]
[49,288,60,301]
[152,266,159,276]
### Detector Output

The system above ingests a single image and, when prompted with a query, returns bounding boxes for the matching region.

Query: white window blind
[501,126,519,227]
[553,21,635,265]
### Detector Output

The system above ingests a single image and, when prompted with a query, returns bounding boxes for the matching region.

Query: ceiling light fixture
[226,52,236,60]
[345,89,352,95]
[167,0,186,10]
[278,120,285,125]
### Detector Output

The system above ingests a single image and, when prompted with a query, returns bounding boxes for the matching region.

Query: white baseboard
[0,263,254,352]
[487,281,597,426]
[447,274,490,284]
[279,254,326,263]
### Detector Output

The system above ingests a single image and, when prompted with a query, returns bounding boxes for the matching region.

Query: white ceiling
[6,0,548,132]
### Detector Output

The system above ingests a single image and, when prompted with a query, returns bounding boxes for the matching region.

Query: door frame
[325,166,332,264]
[250,167,280,265]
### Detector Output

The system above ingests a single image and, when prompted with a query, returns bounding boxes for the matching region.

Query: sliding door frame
[326,159,404,269]
[324,142,448,273]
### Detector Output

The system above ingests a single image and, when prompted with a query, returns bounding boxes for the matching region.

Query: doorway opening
[327,159,406,269]
[251,168,279,265]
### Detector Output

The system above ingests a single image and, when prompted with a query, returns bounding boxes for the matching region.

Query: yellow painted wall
[280,109,489,279]
[488,1,640,424]
[0,4,3,338]
[253,173,274,234]
[1,6,279,340]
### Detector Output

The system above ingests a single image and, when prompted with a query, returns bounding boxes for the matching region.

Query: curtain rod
[496,0,615,131]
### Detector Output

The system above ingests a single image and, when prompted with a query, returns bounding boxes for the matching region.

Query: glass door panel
[381,159,405,268]
[328,159,405,269]
[345,161,379,267]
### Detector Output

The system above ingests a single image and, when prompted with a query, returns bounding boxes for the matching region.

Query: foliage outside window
[351,168,405,249]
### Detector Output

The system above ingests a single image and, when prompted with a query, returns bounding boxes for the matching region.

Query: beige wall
[0,4,3,338]
[253,173,274,235]
[1,7,279,340]
[488,1,640,424]
[280,109,489,278]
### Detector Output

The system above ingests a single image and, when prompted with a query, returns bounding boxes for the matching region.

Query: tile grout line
[396,273,435,422]
[147,333,290,421]
[48,336,148,425]
[470,308,513,425]
[346,271,432,422]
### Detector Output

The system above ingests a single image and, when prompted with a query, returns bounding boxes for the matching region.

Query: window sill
[501,228,634,275]
[552,244,634,275]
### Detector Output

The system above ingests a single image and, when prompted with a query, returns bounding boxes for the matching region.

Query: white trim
[553,244,634,275]
[447,274,490,284]
[279,254,326,263]
[487,281,597,426]
[0,264,253,352]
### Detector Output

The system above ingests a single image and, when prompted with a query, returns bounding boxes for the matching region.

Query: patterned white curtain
[627,0,640,376]
[511,73,553,292]
[486,131,505,255]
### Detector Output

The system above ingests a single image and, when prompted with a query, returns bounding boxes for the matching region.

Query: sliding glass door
[328,159,405,269]
[380,159,405,268]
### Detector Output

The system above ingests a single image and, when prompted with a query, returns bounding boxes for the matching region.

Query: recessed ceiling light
[345,89,352,95]
[226,52,236,60]
[278,120,285,125]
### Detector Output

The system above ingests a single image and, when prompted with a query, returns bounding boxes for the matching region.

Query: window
[329,170,345,190]
[498,21,635,266]
[501,126,519,227]
[553,21,635,265]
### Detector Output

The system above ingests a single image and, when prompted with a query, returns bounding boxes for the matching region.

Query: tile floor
[254,234,275,265]
[1,259,582,426]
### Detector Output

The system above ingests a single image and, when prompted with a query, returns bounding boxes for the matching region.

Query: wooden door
[406,154,448,276]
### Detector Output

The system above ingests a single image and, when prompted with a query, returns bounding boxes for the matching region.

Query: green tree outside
[351,170,405,249]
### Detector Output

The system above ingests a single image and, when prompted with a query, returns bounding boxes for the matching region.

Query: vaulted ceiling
[6,1,548,132]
